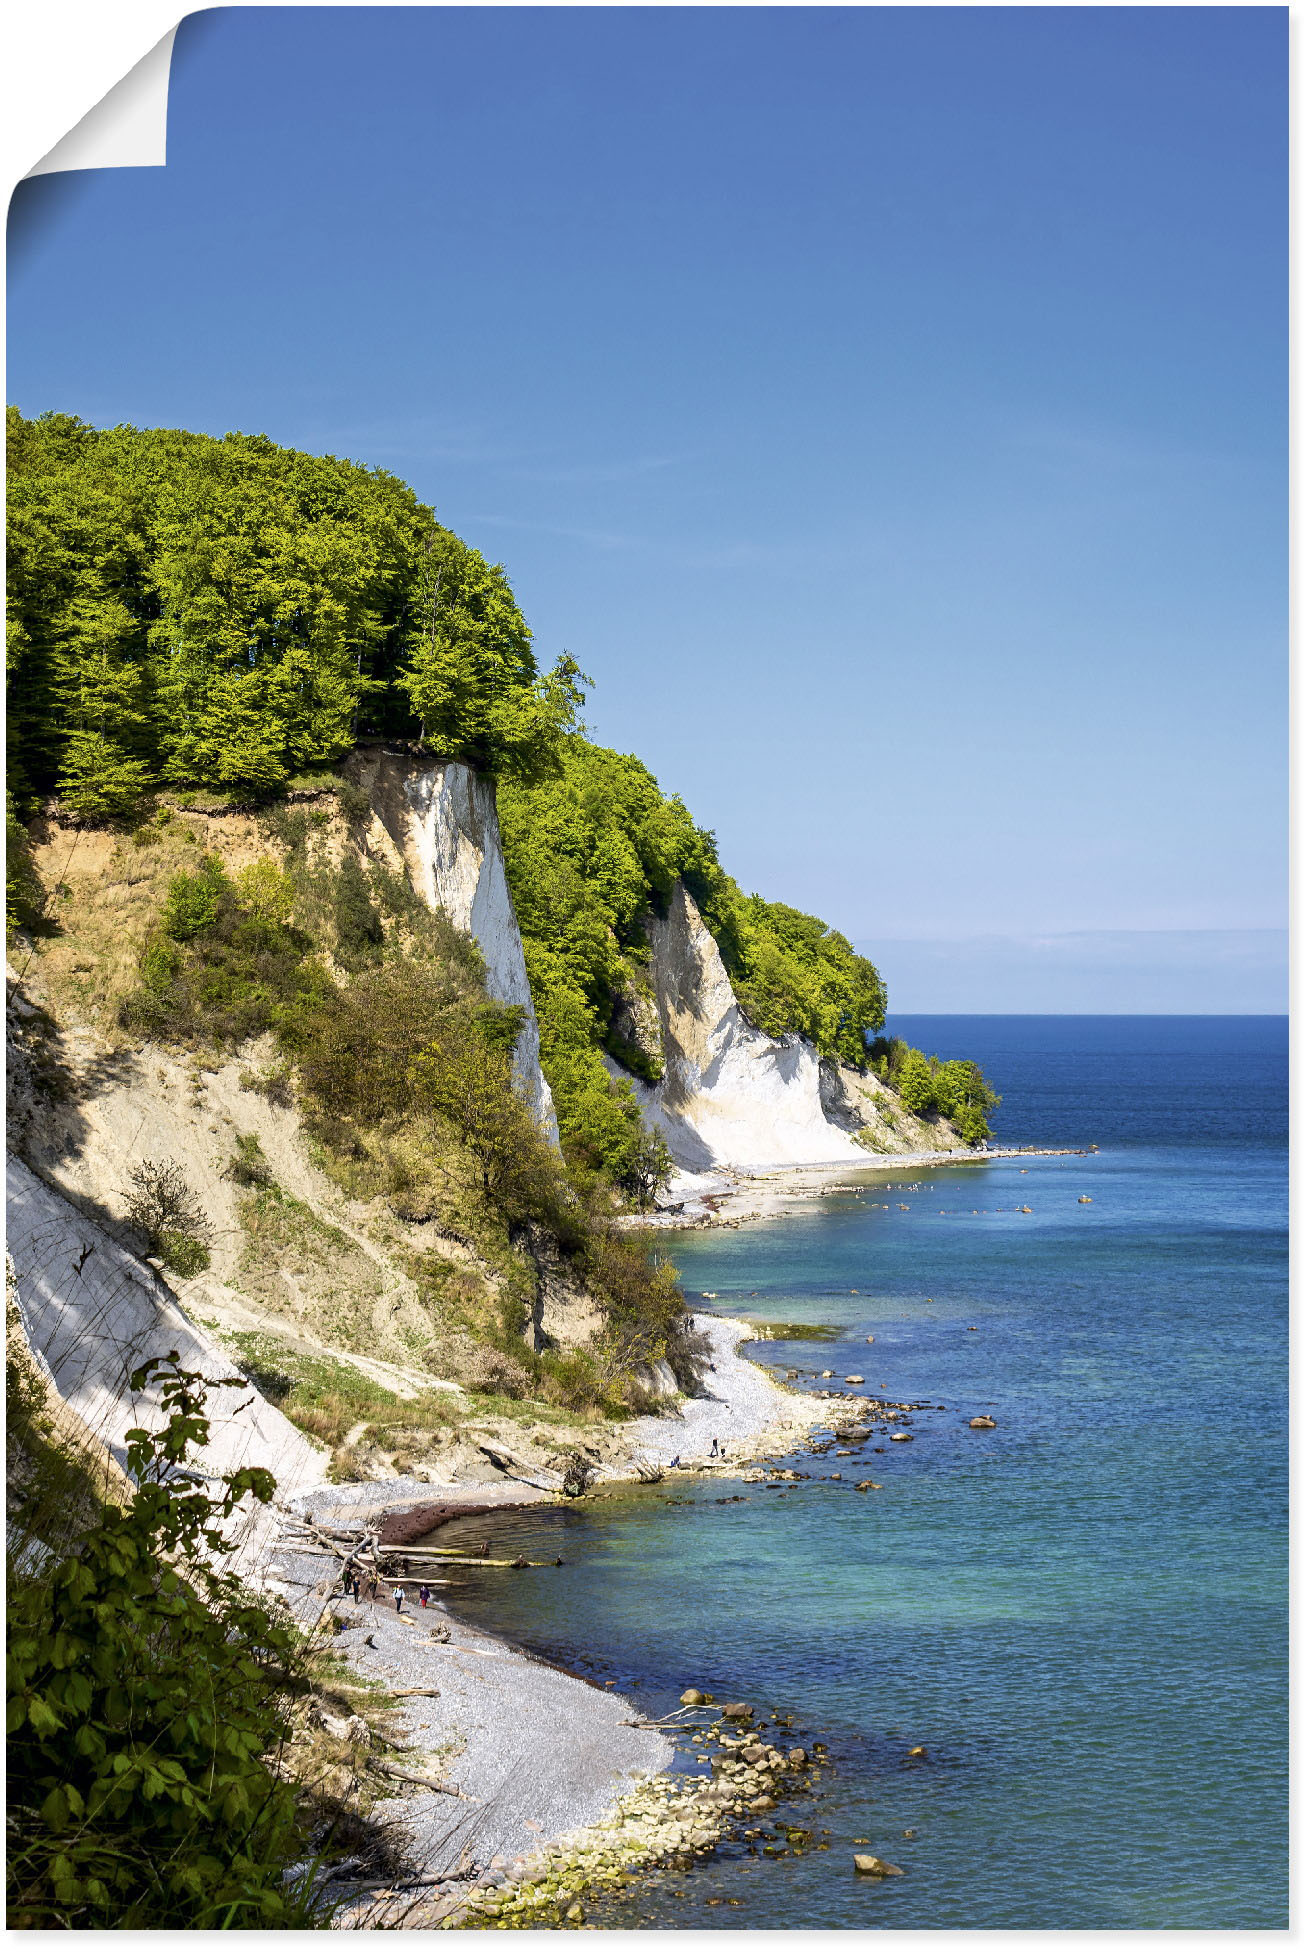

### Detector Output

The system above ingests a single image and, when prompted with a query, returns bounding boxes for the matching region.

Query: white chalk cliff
[609,884,868,1172]
[7,1156,326,1563]
[350,751,559,1144]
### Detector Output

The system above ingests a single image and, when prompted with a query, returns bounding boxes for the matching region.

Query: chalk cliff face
[350,751,559,1145]
[7,1157,326,1562]
[610,884,868,1172]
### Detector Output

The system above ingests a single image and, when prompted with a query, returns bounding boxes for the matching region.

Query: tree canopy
[6,409,582,815]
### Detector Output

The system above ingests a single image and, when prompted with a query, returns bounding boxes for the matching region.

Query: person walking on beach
[419,1583,431,1608]
[710,1436,719,1458]
[366,1572,379,1601]
[394,1584,406,1616]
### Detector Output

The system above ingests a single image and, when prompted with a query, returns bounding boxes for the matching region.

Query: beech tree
[400,531,587,781]
[6,412,584,812]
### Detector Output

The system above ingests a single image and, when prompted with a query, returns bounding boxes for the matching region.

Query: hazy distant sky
[8,7,1286,1007]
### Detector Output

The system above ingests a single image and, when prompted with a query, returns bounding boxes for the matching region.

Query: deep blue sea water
[438,1018,1288,1929]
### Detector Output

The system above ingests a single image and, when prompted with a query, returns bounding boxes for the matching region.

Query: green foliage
[6,409,585,814]
[401,529,588,782]
[332,855,384,965]
[162,855,228,941]
[867,1037,1001,1144]
[124,853,323,1046]
[286,958,485,1130]
[730,895,886,1068]
[498,739,734,1183]
[624,1128,675,1210]
[6,793,46,941]
[498,736,888,1177]
[7,1357,317,1928]
[233,858,295,927]
[122,1158,213,1274]
[282,919,700,1408]
[896,1048,938,1116]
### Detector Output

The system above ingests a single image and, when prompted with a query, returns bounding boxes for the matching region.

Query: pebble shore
[267,1313,834,1923]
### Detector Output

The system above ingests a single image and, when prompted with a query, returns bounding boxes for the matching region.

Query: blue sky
[8,6,1286,1007]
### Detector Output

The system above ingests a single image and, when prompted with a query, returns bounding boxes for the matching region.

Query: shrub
[123,856,322,1048]
[123,1159,212,1272]
[7,1357,317,1928]
[226,1132,275,1188]
[6,794,46,941]
[332,857,383,964]
[162,856,229,942]
[233,859,295,928]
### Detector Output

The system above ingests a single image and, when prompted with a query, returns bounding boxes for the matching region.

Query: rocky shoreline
[269,1314,860,1925]
[647,1145,1094,1229]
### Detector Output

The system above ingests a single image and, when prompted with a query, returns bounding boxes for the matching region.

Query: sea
[433,1016,1288,1930]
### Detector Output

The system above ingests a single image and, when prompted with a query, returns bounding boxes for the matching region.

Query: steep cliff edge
[348,750,558,1143]
[606,883,970,1171]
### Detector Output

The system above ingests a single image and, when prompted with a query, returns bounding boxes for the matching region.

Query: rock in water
[969,1415,997,1429]
[680,1688,706,1705]
[844,1374,865,1385]
[722,1701,753,1719]
[854,1854,904,1876]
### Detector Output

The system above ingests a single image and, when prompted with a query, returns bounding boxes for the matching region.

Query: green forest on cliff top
[6,410,994,1156]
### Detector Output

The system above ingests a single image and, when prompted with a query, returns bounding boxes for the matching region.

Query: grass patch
[226,1331,461,1452]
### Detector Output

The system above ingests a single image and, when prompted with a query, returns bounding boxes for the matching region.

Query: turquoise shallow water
[437,1018,1287,1929]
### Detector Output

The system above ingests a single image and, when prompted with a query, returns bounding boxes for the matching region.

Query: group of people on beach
[390,1583,432,1616]
[666,1438,727,1469]
[340,1564,379,1603]
[339,1554,432,1614]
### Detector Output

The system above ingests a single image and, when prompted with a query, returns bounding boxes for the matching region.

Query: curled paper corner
[26,24,179,178]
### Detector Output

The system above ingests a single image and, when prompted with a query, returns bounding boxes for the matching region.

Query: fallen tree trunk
[367,1756,471,1799]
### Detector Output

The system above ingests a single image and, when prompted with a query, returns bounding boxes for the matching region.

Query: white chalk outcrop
[7,1156,326,1562]
[609,884,867,1172]
[351,752,558,1144]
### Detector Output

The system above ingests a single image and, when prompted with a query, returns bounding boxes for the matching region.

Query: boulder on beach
[854,1854,904,1876]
